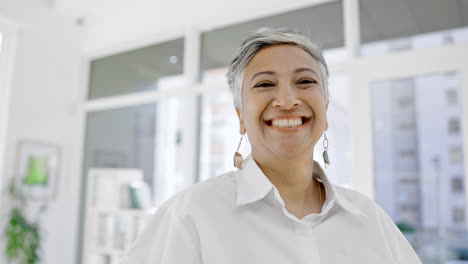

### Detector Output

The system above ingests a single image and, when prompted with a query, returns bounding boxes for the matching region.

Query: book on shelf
[127,181,152,209]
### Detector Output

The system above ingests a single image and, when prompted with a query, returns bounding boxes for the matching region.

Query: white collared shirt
[121,155,422,264]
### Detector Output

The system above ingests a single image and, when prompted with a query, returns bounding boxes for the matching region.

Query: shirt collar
[235,155,366,217]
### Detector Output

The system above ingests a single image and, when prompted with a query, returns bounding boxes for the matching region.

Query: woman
[121,28,422,264]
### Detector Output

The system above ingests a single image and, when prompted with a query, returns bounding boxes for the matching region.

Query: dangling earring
[233,135,244,169]
[322,132,330,169]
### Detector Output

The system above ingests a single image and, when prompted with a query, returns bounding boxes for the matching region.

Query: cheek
[244,93,270,116]
[243,105,262,128]
[304,93,327,112]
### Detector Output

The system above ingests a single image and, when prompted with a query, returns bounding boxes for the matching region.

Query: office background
[0,0,467,263]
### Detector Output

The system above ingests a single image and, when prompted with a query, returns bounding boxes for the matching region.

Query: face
[236,44,328,160]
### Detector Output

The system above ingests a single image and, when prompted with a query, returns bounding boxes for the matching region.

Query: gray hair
[226,27,329,109]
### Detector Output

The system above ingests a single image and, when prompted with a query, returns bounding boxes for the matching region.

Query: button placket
[295,222,309,238]
[294,223,322,263]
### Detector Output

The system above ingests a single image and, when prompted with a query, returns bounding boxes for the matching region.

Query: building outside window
[372,72,467,262]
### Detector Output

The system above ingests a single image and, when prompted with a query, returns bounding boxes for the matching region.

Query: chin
[270,145,308,160]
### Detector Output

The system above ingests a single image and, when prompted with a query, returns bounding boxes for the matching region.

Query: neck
[252,151,319,205]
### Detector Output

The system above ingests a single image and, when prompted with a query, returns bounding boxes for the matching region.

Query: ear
[235,107,246,135]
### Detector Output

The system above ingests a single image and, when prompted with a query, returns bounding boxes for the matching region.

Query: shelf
[84,168,156,264]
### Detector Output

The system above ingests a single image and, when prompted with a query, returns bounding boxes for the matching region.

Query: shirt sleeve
[120,203,203,264]
[375,205,422,264]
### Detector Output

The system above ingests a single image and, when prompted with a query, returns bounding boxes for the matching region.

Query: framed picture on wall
[14,140,61,200]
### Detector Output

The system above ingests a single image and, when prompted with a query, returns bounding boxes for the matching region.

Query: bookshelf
[83,168,156,264]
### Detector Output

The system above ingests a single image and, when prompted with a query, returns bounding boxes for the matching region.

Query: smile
[265,116,310,129]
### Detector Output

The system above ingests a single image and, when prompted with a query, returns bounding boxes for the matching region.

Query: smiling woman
[121,28,422,264]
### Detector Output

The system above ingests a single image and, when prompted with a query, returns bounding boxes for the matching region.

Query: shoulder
[334,185,375,207]
[333,185,422,263]
[122,173,239,264]
[156,170,238,218]
[333,184,401,233]
[333,185,388,218]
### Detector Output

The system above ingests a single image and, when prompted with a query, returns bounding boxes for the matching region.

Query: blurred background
[0,0,467,263]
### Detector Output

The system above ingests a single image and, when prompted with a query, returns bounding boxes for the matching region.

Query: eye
[254,82,274,88]
[297,79,317,85]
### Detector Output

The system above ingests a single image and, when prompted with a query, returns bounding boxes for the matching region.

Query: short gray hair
[226,27,329,109]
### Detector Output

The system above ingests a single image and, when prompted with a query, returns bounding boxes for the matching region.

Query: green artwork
[23,156,49,185]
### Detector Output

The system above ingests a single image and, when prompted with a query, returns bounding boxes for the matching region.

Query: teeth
[270,118,303,128]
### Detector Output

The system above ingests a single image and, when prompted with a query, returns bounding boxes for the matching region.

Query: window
[88,38,184,99]
[450,146,463,164]
[451,177,464,193]
[198,90,249,182]
[359,0,468,56]
[446,89,457,105]
[83,104,156,189]
[399,177,418,184]
[453,207,466,224]
[448,118,460,134]
[398,149,416,158]
[200,1,345,83]
[397,96,413,108]
[398,121,416,130]
[399,204,419,212]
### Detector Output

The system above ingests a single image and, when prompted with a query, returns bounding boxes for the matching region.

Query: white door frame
[0,18,17,194]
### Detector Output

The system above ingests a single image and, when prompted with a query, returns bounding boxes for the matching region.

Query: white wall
[0,1,83,264]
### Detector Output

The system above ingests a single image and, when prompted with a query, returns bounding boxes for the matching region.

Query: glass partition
[314,74,352,187]
[360,0,468,56]
[153,95,186,204]
[88,38,184,99]
[83,104,156,189]
[371,72,467,263]
[201,1,345,83]
[198,90,250,182]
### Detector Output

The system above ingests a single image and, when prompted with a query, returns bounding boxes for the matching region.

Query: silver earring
[233,135,244,169]
[323,132,330,169]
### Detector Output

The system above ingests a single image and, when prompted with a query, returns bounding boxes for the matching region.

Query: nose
[272,83,301,110]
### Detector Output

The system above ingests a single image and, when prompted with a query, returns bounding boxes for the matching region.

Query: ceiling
[35,0,468,94]
[42,0,468,44]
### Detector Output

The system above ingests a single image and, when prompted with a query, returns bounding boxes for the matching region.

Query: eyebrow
[294,67,319,78]
[250,68,319,82]
[251,71,275,81]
